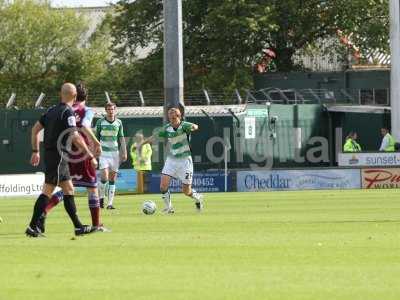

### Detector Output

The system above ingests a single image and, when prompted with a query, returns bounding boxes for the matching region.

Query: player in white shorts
[143,107,203,213]
[95,102,127,209]
[99,154,120,172]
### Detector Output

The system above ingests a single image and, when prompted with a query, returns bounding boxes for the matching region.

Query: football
[142,200,156,215]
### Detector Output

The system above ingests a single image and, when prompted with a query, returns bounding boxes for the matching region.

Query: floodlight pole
[203,89,211,105]
[390,0,400,140]
[164,0,184,120]
[235,89,242,104]
[6,93,16,109]
[35,93,46,109]
[105,91,111,103]
[224,137,231,192]
[138,90,145,106]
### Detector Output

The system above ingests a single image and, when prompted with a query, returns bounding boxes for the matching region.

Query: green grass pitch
[1,189,400,300]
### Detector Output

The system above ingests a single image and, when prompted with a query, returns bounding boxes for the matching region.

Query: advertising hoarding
[361,168,400,189]
[0,173,44,196]
[338,152,400,167]
[149,171,230,193]
[237,169,361,192]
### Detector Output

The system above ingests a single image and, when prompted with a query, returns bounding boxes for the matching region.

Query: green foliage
[111,0,389,90]
[111,0,277,92]
[0,0,390,99]
[58,13,115,91]
[0,1,114,104]
[0,1,86,95]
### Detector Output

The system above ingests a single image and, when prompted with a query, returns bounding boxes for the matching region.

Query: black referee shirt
[39,103,77,151]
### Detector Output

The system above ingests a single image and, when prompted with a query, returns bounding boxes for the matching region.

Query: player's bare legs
[160,174,173,213]
[41,183,57,198]
[182,184,204,211]
[181,184,192,197]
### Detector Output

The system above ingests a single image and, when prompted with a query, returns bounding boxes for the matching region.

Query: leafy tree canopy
[0,0,113,105]
[111,0,389,91]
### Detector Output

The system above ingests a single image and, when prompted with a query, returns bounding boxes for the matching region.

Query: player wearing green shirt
[144,107,204,213]
[95,102,127,209]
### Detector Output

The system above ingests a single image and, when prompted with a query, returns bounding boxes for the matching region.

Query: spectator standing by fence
[130,133,152,193]
[343,132,361,152]
[379,128,395,152]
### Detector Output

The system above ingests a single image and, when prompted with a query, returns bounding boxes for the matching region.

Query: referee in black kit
[26,83,98,237]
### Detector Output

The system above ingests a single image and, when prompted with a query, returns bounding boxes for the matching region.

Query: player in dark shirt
[40,83,109,232]
[25,83,97,237]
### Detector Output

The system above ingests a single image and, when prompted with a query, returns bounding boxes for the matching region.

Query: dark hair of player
[105,102,116,109]
[167,103,185,118]
[76,82,88,102]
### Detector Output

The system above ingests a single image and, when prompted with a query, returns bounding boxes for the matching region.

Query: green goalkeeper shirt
[95,117,124,157]
[158,121,193,158]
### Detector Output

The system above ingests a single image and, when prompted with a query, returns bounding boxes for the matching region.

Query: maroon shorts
[69,156,97,188]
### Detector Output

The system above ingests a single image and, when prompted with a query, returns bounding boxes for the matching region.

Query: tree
[0,1,86,95]
[265,0,389,71]
[111,0,276,92]
[57,13,115,92]
[0,0,114,105]
[111,0,389,91]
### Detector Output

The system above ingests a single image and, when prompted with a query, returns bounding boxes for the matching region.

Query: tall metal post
[390,0,400,140]
[163,0,184,119]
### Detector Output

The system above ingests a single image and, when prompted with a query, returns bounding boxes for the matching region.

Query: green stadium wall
[0,105,388,174]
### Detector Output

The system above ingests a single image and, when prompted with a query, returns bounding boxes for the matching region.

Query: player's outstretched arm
[30,121,43,166]
[142,135,156,145]
[141,126,167,146]
[191,123,199,131]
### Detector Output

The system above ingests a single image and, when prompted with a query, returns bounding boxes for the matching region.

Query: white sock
[162,190,172,209]
[99,181,107,199]
[108,182,115,206]
[191,189,202,203]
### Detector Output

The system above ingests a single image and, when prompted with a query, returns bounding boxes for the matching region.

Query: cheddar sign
[361,168,400,189]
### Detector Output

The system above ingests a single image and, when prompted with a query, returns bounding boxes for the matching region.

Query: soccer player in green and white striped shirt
[143,107,204,213]
[95,102,127,209]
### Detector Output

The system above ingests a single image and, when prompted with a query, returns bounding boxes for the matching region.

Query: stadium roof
[92,104,247,118]
[326,105,391,114]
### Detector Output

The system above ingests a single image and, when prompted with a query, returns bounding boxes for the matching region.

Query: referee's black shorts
[44,150,70,185]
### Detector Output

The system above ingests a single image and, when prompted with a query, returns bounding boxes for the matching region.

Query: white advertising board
[0,173,44,197]
[237,169,361,192]
[338,152,400,167]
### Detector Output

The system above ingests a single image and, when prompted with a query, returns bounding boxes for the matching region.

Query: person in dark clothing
[39,83,109,233]
[25,83,97,237]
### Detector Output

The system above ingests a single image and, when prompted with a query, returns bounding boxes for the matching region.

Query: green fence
[0,104,389,174]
